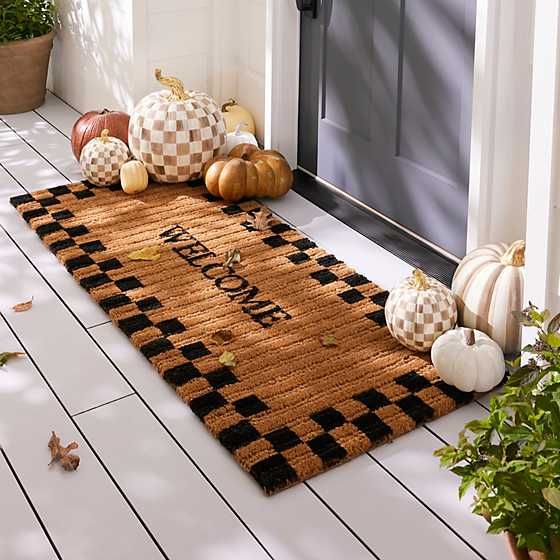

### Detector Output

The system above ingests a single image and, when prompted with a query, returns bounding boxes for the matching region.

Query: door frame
[264,0,535,255]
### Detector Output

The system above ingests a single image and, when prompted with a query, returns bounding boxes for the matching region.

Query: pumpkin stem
[221,98,237,113]
[155,68,189,102]
[500,240,525,267]
[464,328,476,346]
[99,129,110,143]
[101,108,110,115]
[411,269,430,290]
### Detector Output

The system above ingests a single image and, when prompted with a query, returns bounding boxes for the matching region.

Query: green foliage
[0,0,56,43]
[435,304,560,557]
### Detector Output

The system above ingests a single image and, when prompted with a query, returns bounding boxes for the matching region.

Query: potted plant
[0,0,56,114]
[435,305,560,560]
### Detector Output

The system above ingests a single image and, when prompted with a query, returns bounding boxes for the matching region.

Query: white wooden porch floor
[0,93,506,560]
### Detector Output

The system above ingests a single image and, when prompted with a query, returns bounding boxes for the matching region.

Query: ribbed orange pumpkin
[203,144,293,202]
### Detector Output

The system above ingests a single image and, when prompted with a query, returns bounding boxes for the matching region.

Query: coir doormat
[11,182,471,495]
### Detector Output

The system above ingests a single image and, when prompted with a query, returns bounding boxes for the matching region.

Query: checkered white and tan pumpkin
[128,69,226,183]
[385,269,457,352]
[80,129,130,187]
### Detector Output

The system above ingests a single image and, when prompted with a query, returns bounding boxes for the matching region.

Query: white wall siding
[50,0,266,142]
[51,0,136,112]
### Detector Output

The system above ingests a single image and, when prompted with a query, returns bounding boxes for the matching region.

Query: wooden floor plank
[34,92,81,139]
[76,395,272,560]
[370,405,509,559]
[90,322,377,560]
[0,122,66,191]
[0,452,58,560]
[1,111,83,183]
[0,320,164,560]
[0,229,132,415]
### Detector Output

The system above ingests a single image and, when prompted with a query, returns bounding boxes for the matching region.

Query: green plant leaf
[548,312,560,333]
[547,332,560,349]
[543,487,560,509]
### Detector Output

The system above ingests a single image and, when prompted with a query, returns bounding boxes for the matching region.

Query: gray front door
[298,0,476,257]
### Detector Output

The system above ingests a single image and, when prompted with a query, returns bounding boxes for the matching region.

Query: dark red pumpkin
[71,109,130,161]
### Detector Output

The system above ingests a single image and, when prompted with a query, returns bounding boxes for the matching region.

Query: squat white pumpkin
[431,327,505,392]
[385,269,457,352]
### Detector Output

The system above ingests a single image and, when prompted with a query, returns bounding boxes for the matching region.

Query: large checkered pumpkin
[129,69,226,183]
[385,269,457,352]
[80,129,130,187]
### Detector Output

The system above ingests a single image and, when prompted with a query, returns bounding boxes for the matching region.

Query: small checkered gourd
[80,129,130,187]
[384,269,457,352]
[128,68,226,183]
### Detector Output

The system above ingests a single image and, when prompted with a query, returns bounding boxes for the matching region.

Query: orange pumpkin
[203,144,293,202]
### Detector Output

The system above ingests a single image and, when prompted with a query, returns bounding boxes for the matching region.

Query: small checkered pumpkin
[128,69,226,183]
[80,129,130,187]
[385,269,457,352]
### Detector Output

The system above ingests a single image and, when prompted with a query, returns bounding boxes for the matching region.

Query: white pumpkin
[120,160,149,194]
[385,269,457,352]
[452,240,525,355]
[80,129,130,186]
[431,327,505,392]
[128,69,226,183]
[223,123,258,154]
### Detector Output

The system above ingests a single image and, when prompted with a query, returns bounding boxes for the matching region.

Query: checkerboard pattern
[384,278,457,352]
[129,90,226,183]
[79,136,129,187]
[11,182,472,495]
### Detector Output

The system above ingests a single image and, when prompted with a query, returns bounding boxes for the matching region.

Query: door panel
[299,0,476,257]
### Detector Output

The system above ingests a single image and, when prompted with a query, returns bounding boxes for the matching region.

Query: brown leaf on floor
[248,210,274,231]
[128,246,161,261]
[219,350,236,367]
[320,334,338,347]
[12,298,33,313]
[48,431,80,471]
[211,329,234,345]
[224,248,241,269]
[0,351,25,367]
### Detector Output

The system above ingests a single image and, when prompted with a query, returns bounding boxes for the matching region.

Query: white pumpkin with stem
[385,269,457,352]
[431,327,505,392]
[452,240,525,355]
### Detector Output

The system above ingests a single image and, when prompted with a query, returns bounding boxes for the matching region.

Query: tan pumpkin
[221,98,256,134]
[120,160,149,194]
[203,143,293,202]
[452,240,525,355]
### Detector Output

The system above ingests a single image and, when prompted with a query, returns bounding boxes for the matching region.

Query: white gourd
[452,240,525,354]
[431,327,505,392]
[385,269,457,352]
[224,123,258,154]
[120,160,149,194]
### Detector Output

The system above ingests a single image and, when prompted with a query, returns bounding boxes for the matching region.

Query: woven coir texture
[11,182,472,495]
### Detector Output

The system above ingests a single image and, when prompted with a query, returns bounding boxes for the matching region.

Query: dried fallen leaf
[248,210,274,231]
[321,334,338,347]
[12,298,33,312]
[128,246,161,261]
[219,351,236,367]
[0,351,25,367]
[48,431,80,471]
[224,248,241,269]
[211,329,234,345]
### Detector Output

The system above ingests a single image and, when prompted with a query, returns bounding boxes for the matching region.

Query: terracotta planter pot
[506,532,548,560]
[0,31,55,114]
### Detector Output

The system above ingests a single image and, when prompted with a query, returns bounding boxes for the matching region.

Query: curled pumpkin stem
[410,269,430,290]
[99,129,110,143]
[500,240,525,267]
[155,68,189,101]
